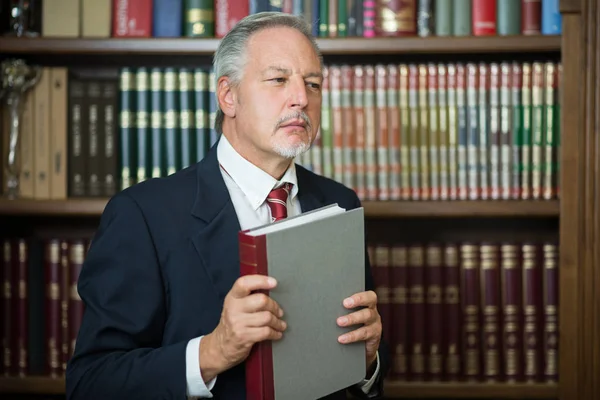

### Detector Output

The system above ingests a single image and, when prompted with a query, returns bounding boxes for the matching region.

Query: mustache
[275,111,312,132]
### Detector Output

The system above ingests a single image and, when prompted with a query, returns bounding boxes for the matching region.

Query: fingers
[229,275,277,299]
[242,292,284,317]
[337,307,378,327]
[338,325,378,344]
[343,290,377,309]
[246,311,287,332]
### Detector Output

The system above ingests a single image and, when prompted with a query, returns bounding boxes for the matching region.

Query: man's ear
[217,76,236,118]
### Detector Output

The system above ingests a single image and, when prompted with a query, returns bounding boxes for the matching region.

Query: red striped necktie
[266,183,292,222]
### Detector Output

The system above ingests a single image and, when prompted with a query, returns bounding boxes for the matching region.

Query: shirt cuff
[357,351,380,394]
[185,336,217,398]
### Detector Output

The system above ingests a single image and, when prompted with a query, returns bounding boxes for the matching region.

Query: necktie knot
[266,182,292,222]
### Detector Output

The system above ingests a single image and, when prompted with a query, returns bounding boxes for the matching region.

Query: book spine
[208,69,218,147]
[328,0,338,37]
[500,63,512,200]
[477,64,489,200]
[511,63,523,199]
[481,243,501,382]
[399,65,411,200]
[418,65,430,200]
[541,0,561,35]
[521,64,532,199]
[531,63,544,199]
[374,246,392,351]
[321,67,333,179]
[387,65,401,200]
[184,0,214,37]
[543,243,558,382]
[150,68,164,179]
[68,77,87,197]
[119,68,134,190]
[364,66,378,200]
[60,241,69,374]
[472,0,497,36]
[523,243,542,382]
[338,0,348,37]
[522,0,541,35]
[135,69,150,184]
[452,0,471,36]
[408,245,425,380]
[352,66,365,198]
[391,245,408,380]
[69,240,86,357]
[427,64,439,201]
[15,240,27,377]
[375,65,389,200]
[460,243,480,381]
[408,65,420,200]
[543,62,557,200]
[497,0,521,35]
[238,233,274,400]
[444,244,461,381]
[489,63,501,200]
[501,243,523,382]
[434,0,451,36]
[45,240,62,378]
[112,0,152,37]
[102,78,119,196]
[2,240,12,376]
[153,0,183,37]
[88,81,103,195]
[426,244,443,380]
[438,64,449,200]
[447,64,459,200]
[466,64,479,200]
[194,69,209,163]
[456,64,468,200]
[330,66,344,184]
[34,68,52,199]
[164,68,179,177]
[375,0,417,37]
[178,68,194,170]
[417,0,433,37]
[342,66,356,192]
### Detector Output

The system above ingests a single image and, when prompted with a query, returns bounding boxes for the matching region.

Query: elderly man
[66,12,389,399]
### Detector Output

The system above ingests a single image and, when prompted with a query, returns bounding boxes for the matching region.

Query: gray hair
[212,12,323,135]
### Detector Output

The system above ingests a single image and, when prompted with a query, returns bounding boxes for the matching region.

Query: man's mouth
[280,119,307,129]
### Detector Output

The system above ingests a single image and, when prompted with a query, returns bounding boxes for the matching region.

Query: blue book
[153,0,183,37]
[541,0,561,35]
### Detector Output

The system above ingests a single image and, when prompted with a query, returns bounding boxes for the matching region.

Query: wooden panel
[383,382,558,399]
[0,377,64,394]
[0,36,562,56]
[559,13,582,400]
[560,0,581,13]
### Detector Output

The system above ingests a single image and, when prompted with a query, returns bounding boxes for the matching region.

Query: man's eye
[271,77,286,83]
[307,82,321,90]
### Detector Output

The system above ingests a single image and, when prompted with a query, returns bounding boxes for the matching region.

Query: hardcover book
[239,204,367,400]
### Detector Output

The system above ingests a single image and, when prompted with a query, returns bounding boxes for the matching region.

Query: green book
[531,63,544,199]
[135,68,150,184]
[150,68,164,179]
[184,0,214,37]
[435,0,452,36]
[452,0,471,36]
[164,68,179,176]
[119,68,134,190]
[521,63,533,199]
[511,62,523,200]
[497,0,521,35]
[178,68,194,170]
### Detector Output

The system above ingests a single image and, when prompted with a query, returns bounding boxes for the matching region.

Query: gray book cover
[245,205,367,399]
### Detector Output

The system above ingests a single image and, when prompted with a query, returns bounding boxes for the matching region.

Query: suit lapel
[190,144,241,302]
[296,164,327,213]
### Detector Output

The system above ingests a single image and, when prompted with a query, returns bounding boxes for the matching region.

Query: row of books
[368,241,558,383]
[1,238,89,378]
[18,0,562,40]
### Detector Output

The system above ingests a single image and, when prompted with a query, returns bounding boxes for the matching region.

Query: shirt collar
[217,135,299,211]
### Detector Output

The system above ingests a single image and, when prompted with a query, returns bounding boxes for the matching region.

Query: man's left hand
[336,290,382,369]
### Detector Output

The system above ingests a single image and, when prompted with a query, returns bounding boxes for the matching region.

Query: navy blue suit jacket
[66,144,389,399]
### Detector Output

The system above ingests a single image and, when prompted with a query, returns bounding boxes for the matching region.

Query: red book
[15,239,28,377]
[425,244,444,381]
[215,0,249,38]
[522,0,542,35]
[2,239,13,376]
[45,239,63,378]
[443,244,461,381]
[112,0,153,37]
[391,245,409,380]
[408,244,426,380]
[69,240,86,357]
[238,205,367,399]
[472,0,497,36]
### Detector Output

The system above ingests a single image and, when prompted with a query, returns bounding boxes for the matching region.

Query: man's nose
[288,77,308,109]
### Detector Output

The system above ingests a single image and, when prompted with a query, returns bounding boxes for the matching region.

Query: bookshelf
[0,199,560,218]
[3,1,600,400]
[0,377,559,398]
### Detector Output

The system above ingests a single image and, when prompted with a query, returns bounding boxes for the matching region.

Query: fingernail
[279,308,284,317]
[267,277,277,286]
[338,317,348,326]
[344,298,354,307]
[339,335,348,343]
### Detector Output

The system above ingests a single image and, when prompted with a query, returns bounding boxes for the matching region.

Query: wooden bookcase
[1,1,599,399]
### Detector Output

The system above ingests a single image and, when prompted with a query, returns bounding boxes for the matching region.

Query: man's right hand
[199,275,287,382]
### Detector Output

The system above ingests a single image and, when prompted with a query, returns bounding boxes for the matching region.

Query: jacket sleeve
[66,193,188,400]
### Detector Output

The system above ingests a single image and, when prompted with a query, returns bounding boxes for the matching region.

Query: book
[239,204,367,400]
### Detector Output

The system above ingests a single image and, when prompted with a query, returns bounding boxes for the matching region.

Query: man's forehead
[260,65,323,79]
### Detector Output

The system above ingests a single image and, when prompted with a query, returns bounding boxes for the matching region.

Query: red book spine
[522,0,542,35]
[112,0,153,37]
[542,243,558,382]
[215,0,249,38]
[353,65,367,200]
[375,64,389,200]
[15,239,28,377]
[522,243,542,382]
[341,65,356,193]
[408,245,425,380]
[238,232,273,400]
[387,64,401,200]
[425,244,444,381]
[501,243,523,382]
[330,66,344,185]
[45,239,63,378]
[427,64,440,201]
[408,65,420,201]
[60,241,70,374]
[69,240,86,356]
[460,243,480,381]
[443,244,461,381]
[480,243,501,382]
[391,245,408,380]
[2,239,13,376]
[472,0,497,36]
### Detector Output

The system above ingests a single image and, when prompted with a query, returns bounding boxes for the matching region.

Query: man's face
[231,26,323,160]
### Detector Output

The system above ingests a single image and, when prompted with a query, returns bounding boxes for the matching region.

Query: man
[66,12,389,399]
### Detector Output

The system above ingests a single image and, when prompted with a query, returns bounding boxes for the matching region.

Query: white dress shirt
[185,135,380,398]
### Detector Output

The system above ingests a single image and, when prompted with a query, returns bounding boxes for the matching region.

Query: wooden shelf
[0,198,559,217]
[0,376,64,394]
[383,381,558,398]
[0,377,558,398]
[0,35,561,56]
